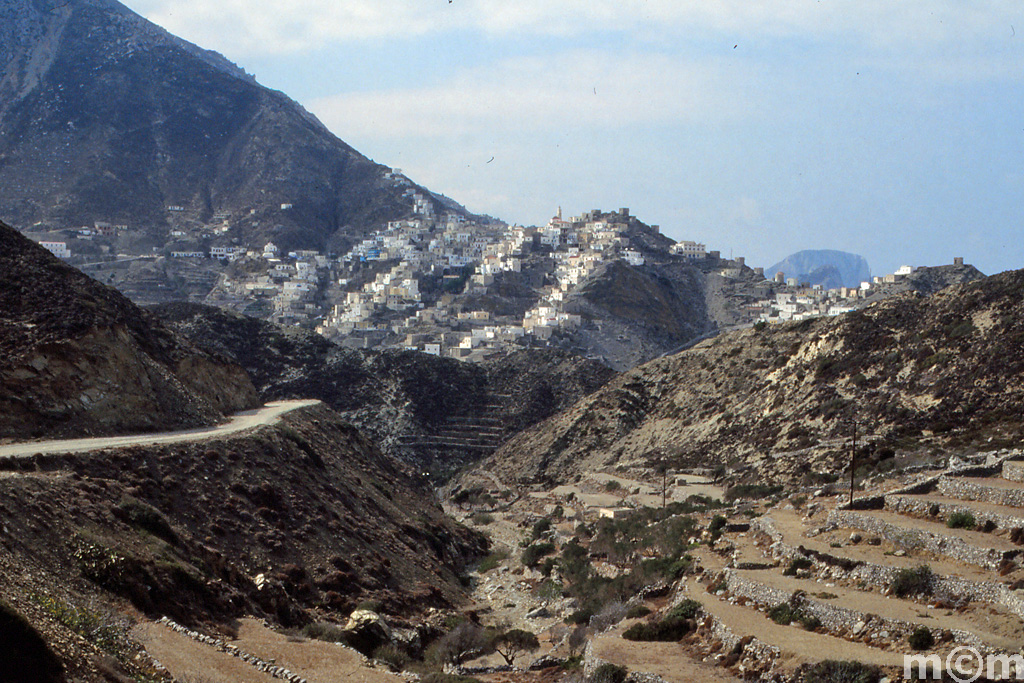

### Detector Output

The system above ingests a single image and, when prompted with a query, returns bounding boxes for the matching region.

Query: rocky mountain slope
[0,221,258,440]
[152,302,617,477]
[0,402,486,681]
[0,0,462,252]
[767,250,871,288]
[472,268,1024,487]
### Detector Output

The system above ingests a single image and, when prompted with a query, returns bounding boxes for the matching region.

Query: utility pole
[662,465,668,510]
[849,420,857,506]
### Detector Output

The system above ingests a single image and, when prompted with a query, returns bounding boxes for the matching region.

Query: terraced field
[684,450,1024,680]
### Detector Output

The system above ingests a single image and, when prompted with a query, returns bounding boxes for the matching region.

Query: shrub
[604,480,622,492]
[531,517,553,540]
[470,512,494,526]
[908,626,934,651]
[566,609,593,625]
[891,565,933,598]
[521,542,556,567]
[666,599,701,620]
[783,557,814,576]
[625,605,651,619]
[621,617,691,642]
[373,644,409,671]
[723,484,784,502]
[477,550,508,573]
[116,497,178,544]
[767,598,818,630]
[768,603,799,625]
[421,675,483,683]
[946,511,976,529]
[590,602,629,631]
[302,622,348,643]
[803,660,881,683]
[29,592,128,658]
[589,662,628,683]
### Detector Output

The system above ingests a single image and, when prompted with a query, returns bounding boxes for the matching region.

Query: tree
[491,628,540,667]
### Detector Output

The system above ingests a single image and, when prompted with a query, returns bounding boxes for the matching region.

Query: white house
[671,240,707,259]
[39,241,71,258]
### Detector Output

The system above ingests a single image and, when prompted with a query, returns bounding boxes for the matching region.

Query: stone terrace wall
[1003,460,1024,483]
[826,510,1018,569]
[884,494,1024,530]
[938,476,1024,508]
[720,569,979,647]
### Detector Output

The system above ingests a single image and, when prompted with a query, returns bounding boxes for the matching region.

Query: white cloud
[307,51,754,139]
[124,0,1024,58]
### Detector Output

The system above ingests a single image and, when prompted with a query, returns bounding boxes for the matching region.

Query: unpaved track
[0,400,321,458]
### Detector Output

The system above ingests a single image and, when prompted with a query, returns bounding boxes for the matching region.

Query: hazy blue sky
[121,1,1024,276]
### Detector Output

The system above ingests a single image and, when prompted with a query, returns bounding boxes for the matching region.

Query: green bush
[946,511,976,529]
[421,675,483,683]
[723,484,784,502]
[803,660,881,683]
[531,517,553,539]
[116,497,178,544]
[477,550,508,573]
[783,557,814,576]
[891,565,933,598]
[589,662,628,683]
[373,644,409,671]
[470,512,494,526]
[908,626,934,650]
[604,480,622,492]
[621,617,691,642]
[666,599,701,620]
[29,592,127,657]
[767,600,819,630]
[521,542,556,567]
[302,621,348,643]
[625,605,651,619]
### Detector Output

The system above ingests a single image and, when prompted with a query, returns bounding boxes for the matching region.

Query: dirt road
[0,399,321,458]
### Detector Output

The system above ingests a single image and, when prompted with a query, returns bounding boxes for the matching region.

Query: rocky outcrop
[0,222,258,439]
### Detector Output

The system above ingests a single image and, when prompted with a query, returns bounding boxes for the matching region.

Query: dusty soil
[592,625,742,683]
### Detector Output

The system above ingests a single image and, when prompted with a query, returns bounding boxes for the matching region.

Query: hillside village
[33,189,976,364]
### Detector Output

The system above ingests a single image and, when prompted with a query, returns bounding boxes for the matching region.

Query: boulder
[343,610,391,656]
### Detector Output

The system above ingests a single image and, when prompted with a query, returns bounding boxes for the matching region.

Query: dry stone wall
[825,510,1017,569]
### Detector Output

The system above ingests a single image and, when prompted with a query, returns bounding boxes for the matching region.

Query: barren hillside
[0,221,258,439]
[473,269,1024,486]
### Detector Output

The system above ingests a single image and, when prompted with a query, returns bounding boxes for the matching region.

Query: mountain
[0,220,258,439]
[0,0,461,252]
[469,269,1024,487]
[767,250,871,289]
[152,302,617,478]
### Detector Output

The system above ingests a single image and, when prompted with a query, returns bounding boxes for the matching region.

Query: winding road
[0,399,321,459]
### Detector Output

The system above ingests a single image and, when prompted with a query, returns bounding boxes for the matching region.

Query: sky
[119,0,1024,276]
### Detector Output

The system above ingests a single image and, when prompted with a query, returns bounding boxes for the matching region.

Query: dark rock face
[153,302,616,478]
[473,268,1024,486]
[0,0,457,251]
[0,221,258,439]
